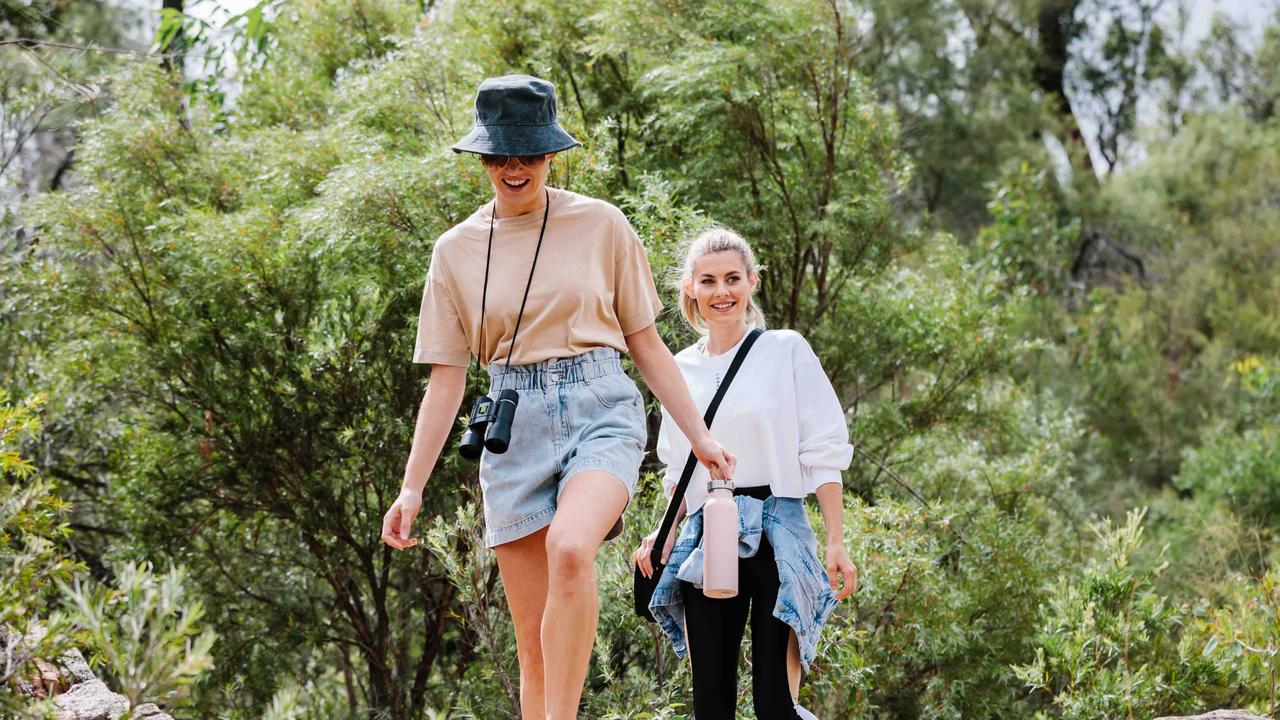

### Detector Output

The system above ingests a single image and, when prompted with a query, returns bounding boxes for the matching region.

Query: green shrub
[58,562,216,710]
[1176,358,1280,530]
[1014,508,1228,719]
[1196,569,1280,718]
[0,394,78,715]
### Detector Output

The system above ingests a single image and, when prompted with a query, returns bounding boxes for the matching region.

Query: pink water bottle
[702,479,739,599]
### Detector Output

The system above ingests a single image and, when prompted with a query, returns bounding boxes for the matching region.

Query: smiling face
[482,153,556,212]
[684,249,758,329]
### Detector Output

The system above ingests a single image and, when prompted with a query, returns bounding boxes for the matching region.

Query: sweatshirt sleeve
[792,337,853,492]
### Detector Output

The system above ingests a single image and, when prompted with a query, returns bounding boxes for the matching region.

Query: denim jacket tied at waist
[647,494,838,670]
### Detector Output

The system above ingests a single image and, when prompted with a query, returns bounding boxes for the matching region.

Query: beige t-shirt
[413,188,663,367]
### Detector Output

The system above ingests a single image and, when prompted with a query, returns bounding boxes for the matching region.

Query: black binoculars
[458,389,518,459]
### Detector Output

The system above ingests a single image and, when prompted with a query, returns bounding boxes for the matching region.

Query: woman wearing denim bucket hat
[380,75,737,719]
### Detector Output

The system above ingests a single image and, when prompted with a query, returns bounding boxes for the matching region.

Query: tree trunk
[1033,0,1098,183]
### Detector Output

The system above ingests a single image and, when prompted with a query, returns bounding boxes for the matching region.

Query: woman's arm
[382,363,468,550]
[789,334,858,598]
[816,483,858,599]
[625,324,735,479]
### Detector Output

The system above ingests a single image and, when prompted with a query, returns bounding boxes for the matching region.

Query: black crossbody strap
[648,328,763,569]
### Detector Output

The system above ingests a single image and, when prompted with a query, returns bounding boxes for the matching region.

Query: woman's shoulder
[555,189,632,227]
[758,328,820,364]
[758,327,808,349]
[430,206,489,259]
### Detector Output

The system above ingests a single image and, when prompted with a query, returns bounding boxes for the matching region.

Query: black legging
[680,489,800,719]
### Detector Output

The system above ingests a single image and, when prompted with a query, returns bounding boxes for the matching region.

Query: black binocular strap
[504,189,551,369]
[647,327,763,570]
[471,188,551,377]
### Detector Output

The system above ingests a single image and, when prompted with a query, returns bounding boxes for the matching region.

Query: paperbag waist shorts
[479,348,647,547]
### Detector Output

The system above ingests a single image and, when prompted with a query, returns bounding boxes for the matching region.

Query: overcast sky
[1181,0,1277,46]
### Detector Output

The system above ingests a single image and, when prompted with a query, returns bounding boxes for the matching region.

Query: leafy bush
[1014,508,1228,719]
[804,389,1081,719]
[0,394,77,714]
[1064,112,1280,487]
[59,562,216,710]
[1176,358,1280,529]
[1196,569,1280,718]
[2,395,215,718]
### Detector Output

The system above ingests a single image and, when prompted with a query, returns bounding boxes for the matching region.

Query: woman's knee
[544,530,596,583]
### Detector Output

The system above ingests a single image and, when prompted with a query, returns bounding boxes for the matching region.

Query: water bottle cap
[707,479,734,493]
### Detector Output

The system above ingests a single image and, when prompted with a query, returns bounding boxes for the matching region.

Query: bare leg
[787,630,802,701]
[494,526,551,720]
[541,470,628,719]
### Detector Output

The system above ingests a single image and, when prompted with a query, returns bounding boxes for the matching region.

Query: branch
[1,38,165,59]
[855,446,966,546]
[856,446,928,506]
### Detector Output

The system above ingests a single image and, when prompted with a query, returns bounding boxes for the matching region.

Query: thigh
[494,526,551,654]
[682,580,749,720]
[547,470,630,551]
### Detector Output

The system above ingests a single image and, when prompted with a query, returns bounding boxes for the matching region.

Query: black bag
[633,328,763,622]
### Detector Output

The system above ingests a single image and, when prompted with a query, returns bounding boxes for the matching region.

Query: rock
[4,623,56,698]
[134,703,175,719]
[33,656,67,697]
[16,678,39,700]
[52,679,129,720]
[1154,711,1271,720]
[58,648,97,684]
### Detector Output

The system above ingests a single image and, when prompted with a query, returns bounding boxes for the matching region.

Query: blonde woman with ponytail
[633,228,859,720]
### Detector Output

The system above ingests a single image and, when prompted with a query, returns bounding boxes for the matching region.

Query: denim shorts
[478,348,647,547]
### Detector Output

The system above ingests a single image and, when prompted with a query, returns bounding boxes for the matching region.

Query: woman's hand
[692,434,736,481]
[826,543,858,600]
[381,488,422,550]
[633,529,677,578]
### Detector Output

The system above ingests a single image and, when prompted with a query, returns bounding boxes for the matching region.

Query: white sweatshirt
[657,328,854,513]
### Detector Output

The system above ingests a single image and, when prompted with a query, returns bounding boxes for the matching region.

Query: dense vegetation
[2,0,1279,718]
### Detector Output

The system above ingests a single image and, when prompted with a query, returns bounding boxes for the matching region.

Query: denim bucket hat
[452,75,583,156]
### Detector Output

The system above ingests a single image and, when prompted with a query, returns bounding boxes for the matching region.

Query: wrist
[825,535,844,549]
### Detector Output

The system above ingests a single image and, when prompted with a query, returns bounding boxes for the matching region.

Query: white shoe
[794,704,819,720]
